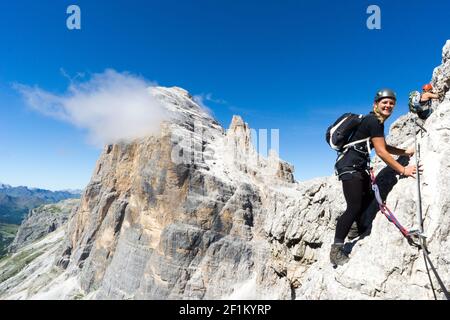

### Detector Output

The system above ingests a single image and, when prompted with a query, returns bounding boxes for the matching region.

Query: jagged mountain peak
[229,115,246,129]
[149,86,214,124]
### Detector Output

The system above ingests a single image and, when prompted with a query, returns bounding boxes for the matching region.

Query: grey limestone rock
[8,199,79,253]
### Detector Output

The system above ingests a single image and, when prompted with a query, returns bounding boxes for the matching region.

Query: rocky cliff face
[0,42,449,300]
[432,40,450,102]
[8,199,79,253]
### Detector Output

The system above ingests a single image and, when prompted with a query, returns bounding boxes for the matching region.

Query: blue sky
[1,0,449,190]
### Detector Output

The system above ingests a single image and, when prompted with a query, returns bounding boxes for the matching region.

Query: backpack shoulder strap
[343,137,370,149]
[341,114,369,150]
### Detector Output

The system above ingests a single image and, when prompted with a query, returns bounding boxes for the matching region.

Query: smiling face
[374,98,396,119]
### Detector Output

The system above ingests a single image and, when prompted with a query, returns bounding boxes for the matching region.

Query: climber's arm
[386,145,408,156]
[421,92,440,101]
[373,138,418,178]
[372,138,405,174]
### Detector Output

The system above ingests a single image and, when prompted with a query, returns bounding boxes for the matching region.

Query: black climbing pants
[334,171,374,244]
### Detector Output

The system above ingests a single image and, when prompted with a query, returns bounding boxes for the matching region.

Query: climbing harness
[335,137,371,178]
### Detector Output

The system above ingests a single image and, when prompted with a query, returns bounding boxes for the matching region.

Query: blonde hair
[373,102,388,124]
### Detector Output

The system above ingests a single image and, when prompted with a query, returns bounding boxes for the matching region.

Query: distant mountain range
[0,184,82,225]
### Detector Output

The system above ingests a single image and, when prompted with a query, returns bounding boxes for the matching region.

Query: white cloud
[15,69,170,147]
[192,94,214,116]
[198,93,227,105]
[192,92,230,116]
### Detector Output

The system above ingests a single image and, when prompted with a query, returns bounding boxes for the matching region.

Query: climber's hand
[403,165,423,179]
